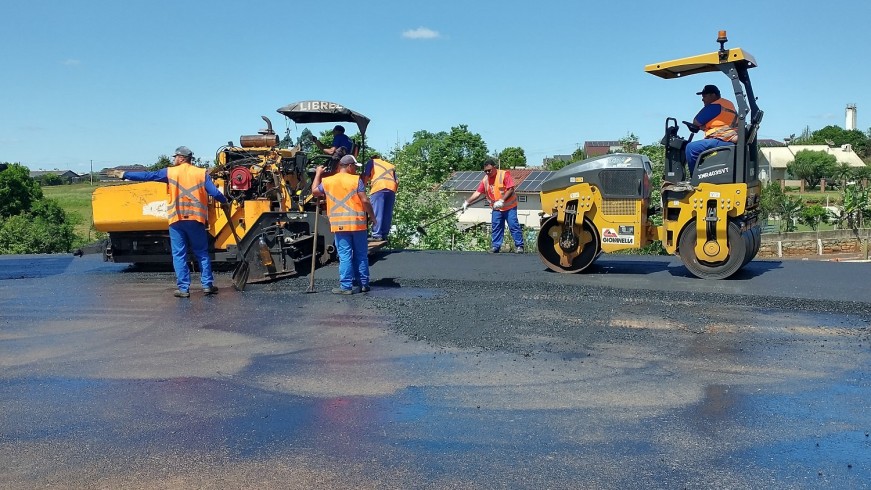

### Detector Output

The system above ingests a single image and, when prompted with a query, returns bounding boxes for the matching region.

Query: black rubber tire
[536,216,600,273]
[678,220,748,279]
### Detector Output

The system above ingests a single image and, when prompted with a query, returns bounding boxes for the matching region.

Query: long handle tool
[415,196,486,236]
[306,199,321,293]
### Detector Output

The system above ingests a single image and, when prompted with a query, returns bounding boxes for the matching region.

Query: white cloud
[402,27,440,40]
[62,59,81,66]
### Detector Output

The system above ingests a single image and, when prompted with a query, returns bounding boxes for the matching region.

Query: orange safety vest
[322,173,368,232]
[481,170,517,211]
[367,158,398,193]
[167,163,209,225]
[704,98,739,143]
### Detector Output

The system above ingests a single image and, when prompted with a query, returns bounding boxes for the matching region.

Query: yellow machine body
[537,32,763,279]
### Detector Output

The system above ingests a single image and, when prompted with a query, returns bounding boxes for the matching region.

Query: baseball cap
[173,146,193,157]
[696,84,720,96]
[339,155,362,167]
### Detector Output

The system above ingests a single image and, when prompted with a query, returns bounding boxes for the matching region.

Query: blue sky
[2,0,869,174]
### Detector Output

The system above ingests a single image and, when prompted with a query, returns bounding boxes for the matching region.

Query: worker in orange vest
[362,154,398,241]
[462,158,525,254]
[685,84,739,175]
[312,155,377,294]
[110,146,228,298]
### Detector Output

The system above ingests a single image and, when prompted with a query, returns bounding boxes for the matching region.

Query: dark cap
[173,146,193,158]
[339,155,362,167]
[696,84,720,96]
[332,125,345,133]
[482,158,497,168]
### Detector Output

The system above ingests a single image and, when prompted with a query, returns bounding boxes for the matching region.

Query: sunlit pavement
[1,253,869,489]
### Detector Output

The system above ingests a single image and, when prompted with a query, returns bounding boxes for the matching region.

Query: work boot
[351,286,362,294]
[174,290,190,298]
[515,247,524,254]
[331,287,354,295]
[360,285,371,293]
[203,285,219,295]
[490,247,501,253]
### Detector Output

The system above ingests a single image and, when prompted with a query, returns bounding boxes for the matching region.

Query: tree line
[0,163,77,254]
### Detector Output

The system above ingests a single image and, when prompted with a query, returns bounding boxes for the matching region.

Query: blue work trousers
[491,207,524,250]
[685,138,733,175]
[369,190,395,239]
[169,220,214,292]
[334,231,369,291]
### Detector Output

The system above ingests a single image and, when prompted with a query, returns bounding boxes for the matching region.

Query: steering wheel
[682,120,700,143]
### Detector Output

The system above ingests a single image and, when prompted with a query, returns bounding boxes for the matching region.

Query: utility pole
[90,159,93,185]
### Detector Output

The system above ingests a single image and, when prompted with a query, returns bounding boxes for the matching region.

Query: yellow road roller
[537,31,762,279]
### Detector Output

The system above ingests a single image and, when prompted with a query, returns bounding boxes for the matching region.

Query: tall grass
[42,182,102,244]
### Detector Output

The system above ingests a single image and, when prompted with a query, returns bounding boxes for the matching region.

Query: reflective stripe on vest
[167,164,209,225]
[704,98,739,143]
[323,173,367,232]
[368,158,398,193]
[482,170,517,210]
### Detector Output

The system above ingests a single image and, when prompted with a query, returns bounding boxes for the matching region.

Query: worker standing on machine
[310,125,353,159]
[311,155,377,295]
[462,158,525,254]
[362,154,398,241]
[684,84,739,175]
[110,146,228,298]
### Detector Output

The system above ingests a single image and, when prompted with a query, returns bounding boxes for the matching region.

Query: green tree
[759,181,786,222]
[617,133,640,153]
[775,195,804,232]
[842,184,870,230]
[798,204,829,231]
[830,162,853,190]
[498,147,526,168]
[38,173,64,186]
[786,150,837,189]
[0,163,43,218]
[389,125,489,250]
[807,125,868,158]
[571,147,587,162]
[399,125,488,184]
[0,196,76,254]
[150,155,172,171]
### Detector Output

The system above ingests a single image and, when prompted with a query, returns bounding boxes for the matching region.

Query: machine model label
[569,192,580,199]
[698,168,729,179]
[709,191,721,198]
[142,201,168,219]
[570,177,584,183]
[296,101,345,111]
[602,227,635,244]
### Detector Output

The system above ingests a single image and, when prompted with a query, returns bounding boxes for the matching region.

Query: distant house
[757,143,866,183]
[584,140,636,157]
[542,154,573,167]
[29,169,82,184]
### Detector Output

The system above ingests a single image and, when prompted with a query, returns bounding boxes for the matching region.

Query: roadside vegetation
[8,121,871,255]
[0,163,77,253]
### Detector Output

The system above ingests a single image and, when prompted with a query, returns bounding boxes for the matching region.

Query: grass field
[42,182,104,243]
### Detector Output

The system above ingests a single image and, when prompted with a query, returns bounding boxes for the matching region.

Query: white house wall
[454,194,543,229]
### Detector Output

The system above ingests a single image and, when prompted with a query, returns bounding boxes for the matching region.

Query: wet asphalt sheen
[1,252,870,489]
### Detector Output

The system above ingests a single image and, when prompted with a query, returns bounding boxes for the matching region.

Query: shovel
[416,196,485,237]
[222,204,250,291]
[306,199,321,293]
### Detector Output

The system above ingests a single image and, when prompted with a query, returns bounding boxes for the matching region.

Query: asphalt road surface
[1,251,870,489]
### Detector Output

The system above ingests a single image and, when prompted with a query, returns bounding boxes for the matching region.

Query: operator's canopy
[644,31,757,79]
[277,100,370,136]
